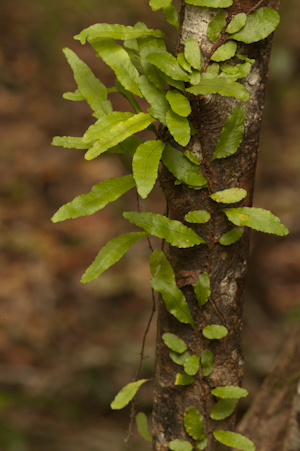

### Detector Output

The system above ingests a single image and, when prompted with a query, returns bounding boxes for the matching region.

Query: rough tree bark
[152,1,280,450]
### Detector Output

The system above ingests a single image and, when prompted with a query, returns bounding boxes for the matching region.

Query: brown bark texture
[152,1,280,450]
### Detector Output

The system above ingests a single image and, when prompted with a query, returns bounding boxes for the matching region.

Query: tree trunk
[152,1,280,450]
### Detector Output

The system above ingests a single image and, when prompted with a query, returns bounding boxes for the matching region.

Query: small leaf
[206,63,220,76]
[203,325,228,340]
[159,70,186,92]
[163,5,179,30]
[211,386,248,399]
[184,407,205,441]
[237,54,255,64]
[63,89,84,101]
[192,272,211,307]
[226,13,247,34]
[184,38,203,71]
[136,412,152,442]
[189,70,201,85]
[184,355,200,376]
[187,75,249,102]
[133,140,165,198]
[83,111,133,143]
[166,90,192,118]
[162,333,188,354]
[210,188,247,203]
[220,62,251,81]
[207,12,226,42]
[211,41,237,62]
[149,0,171,11]
[196,438,208,450]
[183,150,200,165]
[222,207,289,236]
[146,52,189,81]
[170,350,190,365]
[52,136,92,150]
[185,210,211,224]
[111,379,150,410]
[230,7,280,44]
[107,135,142,156]
[201,350,214,377]
[169,439,193,451]
[210,399,237,420]
[177,53,192,73]
[185,0,233,7]
[166,109,191,146]
[150,250,175,283]
[211,105,246,161]
[138,75,169,125]
[213,431,255,451]
[81,232,148,283]
[219,228,244,246]
[175,374,194,385]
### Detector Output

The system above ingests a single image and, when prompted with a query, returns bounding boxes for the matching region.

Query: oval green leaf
[183,150,200,165]
[192,272,211,307]
[196,438,208,450]
[146,52,190,81]
[219,228,244,246]
[220,62,252,81]
[211,41,237,62]
[203,325,228,340]
[187,75,249,102]
[211,385,248,399]
[169,439,193,451]
[111,379,150,410]
[166,90,192,118]
[185,210,211,224]
[170,350,190,366]
[184,407,205,441]
[201,350,214,377]
[175,374,194,386]
[150,250,175,283]
[207,12,226,42]
[184,38,203,71]
[162,333,188,354]
[185,0,233,7]
[213,431,255,451]
[136,412,152,442]
[138,75,169,125]
[210,188,247,203]
[163,5,179,30]
[226,13,247,34]
[166,109,191,146]
[177,53,192,73]
[184,355,200,376]
[149,0,171,11]
[230,7,280,44]
[210,398,237,420]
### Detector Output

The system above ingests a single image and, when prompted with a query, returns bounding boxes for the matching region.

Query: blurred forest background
[0,0,300,450]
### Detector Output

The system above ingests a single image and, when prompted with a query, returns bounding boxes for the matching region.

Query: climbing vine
[52,0,287,450]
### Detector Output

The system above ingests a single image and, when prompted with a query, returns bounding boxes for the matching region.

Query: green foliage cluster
[52,0,286,449]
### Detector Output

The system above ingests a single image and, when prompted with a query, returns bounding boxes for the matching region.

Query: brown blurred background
[0,0,300,450]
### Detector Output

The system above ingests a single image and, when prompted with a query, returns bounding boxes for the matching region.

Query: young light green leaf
[192,272,211,307]
[52,136,92,150]
[166,109,191,146]
[184,355,200,376]
[222,207,289,236]
[213,431,255,451]
[146,52,189,81]
[189,70,201,86]
[150,250,175,283]
[162,145,208,188]
[220,62,251,81]
[166,90,192,118]
[84,112,133,142]
[210,399,237,420]
[185,0,233,7]
[170,350,190,366]
[184,407,205,441]
[196,438,208,450]
[136,412,152,442]
[187,75,249,101]
[201,350,214,377]
[230,7,280,44]
[207,12,226,42]
[185,210,211,224]
[203,325,228,340]
[237,54,255,64]
[211,386,248,399]
[123,211,205,248]
[163,5,179,30]
[184,38,203,71]
[149,0,171,11]
[210,188,247,203]
[175,374,194,386]
[183,150,201,165]
[63,89,84,101]
[111,379,150,410]
[211,41,237,62]
[115,79,142,114]
[211,105,246,161]
[219,228,244,246]
[226,13,247,34]
[177,53,192,73]
[169,439,193,451]
[92,39,141,97]
[81,232,148,283]
[151,278,195,326]
[133,140,165,198]
[107,135,142,156]
[162,333,188,354]
[52,175,136,222]
[138,75,169,125]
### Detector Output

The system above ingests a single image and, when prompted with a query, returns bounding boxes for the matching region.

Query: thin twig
[247,0,265,15]
[136,190,154,252]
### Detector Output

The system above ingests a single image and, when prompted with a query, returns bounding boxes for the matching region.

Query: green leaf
[159,71,186,92]
[162,145,208,188]
[184,407,205,441]
[81,232,148,283]
[196,438,208,450]
[213,431,255,451]
[146,52,189,81]
[222,207,289,236]
[84,112,155,160]
[187,75,249,102]
[84,111,132,142]
[63,89,84,101]
[210,399,237,420]
[185,210,211,224]
[111,379,150,410]
[211,105,246,161]
[177,53,192,73]
[138,75,169,125]
[192,272,211,307]
[107,135,142,156]
[185,0,233,7]
[75,23,166,44]
[150,250,175,283]
[226,13,247,34]
[175,374,194,385]
[149,0,171,11]
[183,150,201,165]
[184,355,200,376]
[201,350,214,377]
[203,325,228,340]
[123,211,205,248]
[136,412,152,442]
[52,136,92,150]
[184,38,203,71]
[236,54,255,64]
[211,386,248,399]
[133,140,165,199]
[52,175,136,222]
[115,79,142,114]
[169,439,193,451]
[189,70,201,86]
[151,278,195,326]
[219,228,244,246]
[169,350,190,365]
[166,109,191,147]
[166,90,192,118]
[210,188,247,203]
[211,41,237,62]
[92,39,141,97]
[162,333,188,354]
[206,63,219,76]
[207,12,226,42]
[138,38,166,91]
[220,62,251,81]
[63,48,112,116]
[163,5,179,30]
[230,7,280,44]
